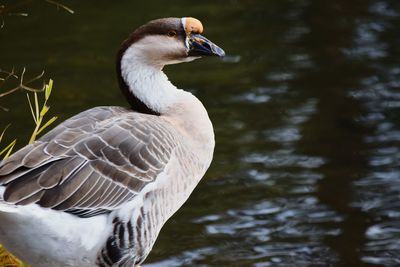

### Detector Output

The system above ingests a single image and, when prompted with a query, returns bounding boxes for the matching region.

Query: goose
[0,17,224,267]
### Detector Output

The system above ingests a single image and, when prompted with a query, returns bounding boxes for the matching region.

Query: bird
[0,17,224,267]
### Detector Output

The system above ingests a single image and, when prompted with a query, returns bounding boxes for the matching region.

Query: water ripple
[244,151,326,169]
[189,197,341,266]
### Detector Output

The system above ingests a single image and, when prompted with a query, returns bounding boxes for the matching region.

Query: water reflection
[345,2,400,265]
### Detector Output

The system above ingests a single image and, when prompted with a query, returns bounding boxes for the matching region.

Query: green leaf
[26,94,37,123]
[34,92,39,121]
[37,116,57,135]
[45,79,53,100]
[40,105,49,117]
[0,139,16,159]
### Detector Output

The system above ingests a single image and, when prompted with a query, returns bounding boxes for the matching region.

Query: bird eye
[167,30,177,37]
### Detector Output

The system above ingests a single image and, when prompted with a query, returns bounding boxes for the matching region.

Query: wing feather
[0,106,181,217]
[16,190,45,205]
[37,163,93,208]
[4,171,43,203]
[97,183,123,207]
[52,168,100,210]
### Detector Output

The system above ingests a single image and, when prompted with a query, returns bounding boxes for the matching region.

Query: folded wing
[0,106,178,217]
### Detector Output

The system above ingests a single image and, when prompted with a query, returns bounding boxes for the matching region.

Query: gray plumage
[0,106,180,216]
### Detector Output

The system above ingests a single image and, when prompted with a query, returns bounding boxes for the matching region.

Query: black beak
[188,34,225,57]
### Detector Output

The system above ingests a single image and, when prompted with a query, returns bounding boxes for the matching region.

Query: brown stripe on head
[116,17,185,115]
[118,17,184,53]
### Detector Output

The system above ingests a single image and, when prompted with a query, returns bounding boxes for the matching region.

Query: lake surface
[1,0,400,266]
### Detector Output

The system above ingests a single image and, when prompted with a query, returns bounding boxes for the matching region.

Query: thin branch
[0,105,9,112]
[0,0,33,15]
[0,87,19,98]
[0,124,11,142]
[0,68,45,98]
[18,68,45,92]
[45,0,74,14]
[0,67,18,81]
[0,0,73,28]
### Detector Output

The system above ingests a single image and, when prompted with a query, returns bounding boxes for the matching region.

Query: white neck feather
[120,43,182,114]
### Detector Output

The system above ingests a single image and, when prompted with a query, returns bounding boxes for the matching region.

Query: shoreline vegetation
[0,77,57,267]
[1,2,73,266]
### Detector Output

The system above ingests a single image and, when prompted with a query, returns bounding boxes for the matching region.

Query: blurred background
[1,0,400,266]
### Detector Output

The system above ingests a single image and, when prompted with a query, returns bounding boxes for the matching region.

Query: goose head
[118,17,225,68]
[116,17,224,115]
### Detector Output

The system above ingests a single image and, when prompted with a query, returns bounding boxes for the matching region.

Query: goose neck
[118,47,180,115]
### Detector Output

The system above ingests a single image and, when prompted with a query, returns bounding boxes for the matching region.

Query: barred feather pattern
[0,106,208,266]
[0,106,179,214]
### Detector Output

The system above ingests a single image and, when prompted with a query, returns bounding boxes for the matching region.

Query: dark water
[1,0,400,266]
